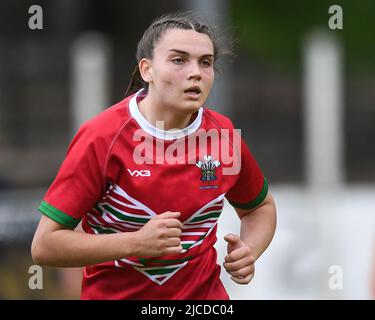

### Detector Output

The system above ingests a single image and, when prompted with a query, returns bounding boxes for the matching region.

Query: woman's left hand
[223,233,255,284]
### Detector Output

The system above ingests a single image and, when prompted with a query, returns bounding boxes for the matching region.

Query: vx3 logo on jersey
[127,169,151,177]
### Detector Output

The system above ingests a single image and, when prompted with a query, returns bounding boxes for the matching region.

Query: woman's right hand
[133,211,183,257]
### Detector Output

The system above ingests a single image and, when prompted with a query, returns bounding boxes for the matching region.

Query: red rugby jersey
[38,90,268,300]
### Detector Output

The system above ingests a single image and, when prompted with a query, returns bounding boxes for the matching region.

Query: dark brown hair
[124,11,233,97]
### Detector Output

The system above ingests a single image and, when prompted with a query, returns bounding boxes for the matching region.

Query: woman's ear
[139,58,152,83]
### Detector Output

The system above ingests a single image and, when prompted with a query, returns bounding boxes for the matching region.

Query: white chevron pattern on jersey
[88,184,225,285]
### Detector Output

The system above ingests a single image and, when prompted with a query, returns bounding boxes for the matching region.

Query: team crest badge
[196,155,221,181]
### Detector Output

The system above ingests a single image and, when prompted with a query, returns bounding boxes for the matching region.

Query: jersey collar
[129,89,203,141]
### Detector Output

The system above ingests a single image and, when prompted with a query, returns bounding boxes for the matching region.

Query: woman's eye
[201,60,212,67]
[172,58,184,64]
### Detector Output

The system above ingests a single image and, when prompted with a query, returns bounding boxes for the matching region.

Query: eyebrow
[168,49,214,58]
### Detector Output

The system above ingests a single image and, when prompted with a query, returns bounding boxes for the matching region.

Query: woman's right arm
[31,211,183,267]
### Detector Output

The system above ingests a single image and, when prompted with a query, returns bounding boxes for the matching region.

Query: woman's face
[144,28,215,114]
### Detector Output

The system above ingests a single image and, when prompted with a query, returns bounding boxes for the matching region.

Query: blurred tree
[232,0,375,71]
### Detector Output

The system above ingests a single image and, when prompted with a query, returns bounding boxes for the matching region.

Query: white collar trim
[129,89,203,141]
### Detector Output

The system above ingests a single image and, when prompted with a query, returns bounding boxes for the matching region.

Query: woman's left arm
[223,192,277,284]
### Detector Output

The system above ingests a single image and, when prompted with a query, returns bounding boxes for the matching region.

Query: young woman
[31,12,276,300]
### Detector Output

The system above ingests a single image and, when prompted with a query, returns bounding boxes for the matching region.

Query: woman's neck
[137,92,195,131]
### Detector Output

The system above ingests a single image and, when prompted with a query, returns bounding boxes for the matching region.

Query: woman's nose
[187,61,202,80]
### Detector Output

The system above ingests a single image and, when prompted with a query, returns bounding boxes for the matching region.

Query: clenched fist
[133,211,183,257]
[223,233,255,284]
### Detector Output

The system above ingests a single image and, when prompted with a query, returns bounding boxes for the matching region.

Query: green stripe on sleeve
[228,177,269,210]
[38,200,81,229]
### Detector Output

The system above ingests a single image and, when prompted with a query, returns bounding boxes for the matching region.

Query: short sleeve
[38,124,107,229]
[225,138,268,210]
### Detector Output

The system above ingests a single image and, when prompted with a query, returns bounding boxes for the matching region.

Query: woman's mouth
[184,86,202,99]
